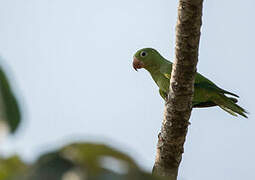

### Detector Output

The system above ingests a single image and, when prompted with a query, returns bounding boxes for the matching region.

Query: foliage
[1,142,164,180]
[0,156,28,180]
[0,65,21,133]
[0,65,164,180]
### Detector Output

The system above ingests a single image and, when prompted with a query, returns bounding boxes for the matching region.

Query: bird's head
[133,48,161,71]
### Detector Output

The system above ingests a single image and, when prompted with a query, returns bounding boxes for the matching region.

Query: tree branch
[152,0,204,179]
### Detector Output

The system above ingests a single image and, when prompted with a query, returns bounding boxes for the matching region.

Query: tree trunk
[152,0,204,179]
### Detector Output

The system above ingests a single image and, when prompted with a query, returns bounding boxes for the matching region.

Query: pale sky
[0,0,254,180]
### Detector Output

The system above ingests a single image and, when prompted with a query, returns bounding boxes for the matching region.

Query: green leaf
[25,152,75,180]
[23,142,165,180]
[0,66,21,133]
[0,155,28,180]
[60,143,140,172]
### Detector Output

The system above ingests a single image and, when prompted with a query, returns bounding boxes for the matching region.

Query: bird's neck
[145,65,160,74]
[145,58,172,74]
[144,60,171,89]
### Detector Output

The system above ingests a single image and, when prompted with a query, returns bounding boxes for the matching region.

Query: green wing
[194,73,239,98]
[159,62,248,117]
[159,62,239,98]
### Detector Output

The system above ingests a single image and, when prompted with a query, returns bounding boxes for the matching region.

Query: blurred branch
[153,0,204,179]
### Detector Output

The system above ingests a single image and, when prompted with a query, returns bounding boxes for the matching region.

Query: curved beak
[133,57,145,71]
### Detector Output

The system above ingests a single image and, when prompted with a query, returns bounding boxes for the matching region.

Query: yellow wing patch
[163,73,170,79]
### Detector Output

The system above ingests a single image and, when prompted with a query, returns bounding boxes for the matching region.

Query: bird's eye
[140,51,147,57]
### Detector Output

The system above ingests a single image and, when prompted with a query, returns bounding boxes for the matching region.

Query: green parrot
[133,48,247,118]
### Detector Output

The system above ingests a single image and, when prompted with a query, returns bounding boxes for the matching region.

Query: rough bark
[152,0,203,179]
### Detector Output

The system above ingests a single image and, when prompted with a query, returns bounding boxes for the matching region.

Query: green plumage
[133,48,247,118]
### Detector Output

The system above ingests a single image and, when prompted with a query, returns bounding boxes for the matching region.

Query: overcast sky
[0,0,254,180]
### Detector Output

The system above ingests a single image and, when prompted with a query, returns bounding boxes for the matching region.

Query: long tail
[213,94,248,118]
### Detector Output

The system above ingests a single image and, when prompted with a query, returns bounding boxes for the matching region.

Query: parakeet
[133,48,247,118]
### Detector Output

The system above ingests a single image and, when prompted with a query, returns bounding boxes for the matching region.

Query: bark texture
[152,0,203,179]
